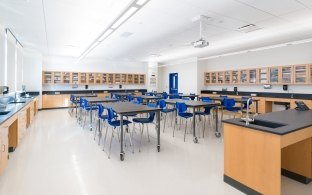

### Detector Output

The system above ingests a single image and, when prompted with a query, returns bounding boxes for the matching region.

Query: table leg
[90,103,93,130]
[156,110,160,152]
[193,107,198,143]
[256,101,259,114]
[215,107,221,138]
[120,114,125,161]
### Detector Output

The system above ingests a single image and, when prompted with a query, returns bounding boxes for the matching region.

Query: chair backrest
[79,98,84,107]
[159,99,166,109]
[127,95,133,102]
[147,103,156,121]
[201,97,212,103]
[190,93,196,100]
[98,104,105,117]
[70,94,74,102]
[136,96,143,104]
[176,102,187,113]
[224,98,235,109]
[83,99,89,109]
[162,92,168,99]
[107,107,115,123]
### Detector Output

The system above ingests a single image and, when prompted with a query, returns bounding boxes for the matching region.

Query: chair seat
[133,118,153,123]
[124,113,137,117]
[178,112,193,118]
[225,107,241,112]
[108,120,132,127]
[85,106,98,111]
[99,114,108,120]
[195,111,210,115]
[161,108,175,113]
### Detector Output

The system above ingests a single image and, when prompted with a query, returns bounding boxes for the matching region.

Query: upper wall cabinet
[204,63,311,85]
[42,71,146,85]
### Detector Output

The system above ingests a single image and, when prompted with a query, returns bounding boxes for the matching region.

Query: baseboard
[281,169,312,184]
[224,175,262,195]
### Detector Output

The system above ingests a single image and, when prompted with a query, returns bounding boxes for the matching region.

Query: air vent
[120,32,133,38]
[237,24,262,33]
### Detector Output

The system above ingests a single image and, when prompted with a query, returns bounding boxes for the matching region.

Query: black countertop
[223,109,312,135]
[42,89,147,95]
[0,96,37,125]
[201,90,312,100]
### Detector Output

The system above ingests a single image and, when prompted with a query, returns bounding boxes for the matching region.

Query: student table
[165,99,221,142]
[169,94,200,100]
[207,96,259,113]
[112,92,134,101]
[134,95,162,104]
[102,102,161,161]
[72,93,97,117]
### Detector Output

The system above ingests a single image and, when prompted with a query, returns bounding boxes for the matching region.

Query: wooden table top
[84,97,119,103]
[102,102,161,115]
[165,99,220,107]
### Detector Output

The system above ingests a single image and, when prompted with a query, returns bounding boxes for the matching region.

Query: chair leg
[173,116,177,137]
[147,124,150,142]
[102,125,109,150]
[128,126,134,154]
[203,116,206,138]
[163,114,167,133]
[108,128,114,159]
[139,124,144,152]
[184,119,188,142]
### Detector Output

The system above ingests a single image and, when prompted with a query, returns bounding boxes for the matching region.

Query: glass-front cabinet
[258,68,268,84]
[232,71,239,84]
[281,66,292,84]
[217,72,223,84]
[72,72,79,84]
[249,69,256,84]
[80,73,87,84]
[88,73,95,84]
[95,73,102,84]
[269,67,279,84]
[108,74,114,84]
[102,74,108,84]
[114,74,121,84]
[139,75,145,85]
[62,72,71,84]
[121,74,127,84]
[43,71,53,84]
[240,70,248,84]
[294,64,308,84]
[310,64,312,83]
[211,72,217,84]
[205,73,211,85]
[224,71,231,84]
[53,72,62,84]
[134,74,139,84]
[127,74,133,84]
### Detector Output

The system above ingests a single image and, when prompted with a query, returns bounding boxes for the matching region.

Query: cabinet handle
[2,144,5,152]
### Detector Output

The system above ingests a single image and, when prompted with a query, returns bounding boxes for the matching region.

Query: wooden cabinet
[281,66,292,84]
[42,94,70,109]
[62,72,71,84]
[139,74,145,85]
[249,69,257,84]
[269,67,279,84]
[72,72,79,84]
[134,74,139,84]
[53,72,62,84]
[121,74,127,84]
[102,73,108,84]
[240,70,248,84]
[95,73,102,84]
[128,74,134,84]
[18,109,27,145]
[88,73,95,84]
[294,64,308,84]
[310,64,312,84]
[204,72,211,85]
[0,127,8,175]
[224,71,231,84]
[258,68,269,84]
[114,74,121,84]
[231,71,240,84]
[211,72,217,84]
[42,71,53,84]
[217,72,223,84]
[108,74,114,84]
[80,73,88,84]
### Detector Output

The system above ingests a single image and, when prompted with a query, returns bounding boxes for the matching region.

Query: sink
[0,111,10,115]
[9,101,26,104]
[240,119,286,128]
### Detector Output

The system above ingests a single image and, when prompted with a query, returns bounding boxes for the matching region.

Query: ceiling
[1,0,312,63]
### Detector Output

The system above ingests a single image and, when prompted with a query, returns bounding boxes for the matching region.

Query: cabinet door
[102,73,108,84]
[224,71,231,84]
[231,71,240,84]
[62,72,71,84]
[72,72,79,84]
[95,73,102,84]
[0,127,9,176]
[121,74,127,84]
[42,71,53,84]
[249,69,257,84]
[88,73,95,84]
[80,73,88,84]
[269,67,279,84]
[139,75,145,85]
[134,74,139,84]
[127,74,133,84]
[310,64,312,84]
[204,72,211,85]
[211,72,217,84]
[114,74,121,84]
[281,66,292,84]
[240,70,248,84]
[53,72,62,84]
[217,72,224,84]
[258,68,268,84]
[108,74,114,84]
[294,65,308,84]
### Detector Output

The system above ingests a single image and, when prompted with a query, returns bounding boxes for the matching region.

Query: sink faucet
[241,98,258,126]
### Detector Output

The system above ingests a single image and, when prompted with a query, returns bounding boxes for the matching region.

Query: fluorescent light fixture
[99,29,114,42]
[77,0,150,63]
[136,0,148,6]
[111,7,138,29]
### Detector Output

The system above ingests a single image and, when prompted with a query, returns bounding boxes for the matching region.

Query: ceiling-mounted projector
[193,38,209,48]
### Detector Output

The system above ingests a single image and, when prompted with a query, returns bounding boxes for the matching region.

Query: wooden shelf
[42,71,146,85]
[204,64,311,85]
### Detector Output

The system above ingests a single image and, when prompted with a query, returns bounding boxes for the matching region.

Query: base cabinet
[42,94,70,109]
[0,127,9,175]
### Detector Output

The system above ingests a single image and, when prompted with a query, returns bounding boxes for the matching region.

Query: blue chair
[162,92,168,99]
[94,104,108,144]
[127,95,134,102]
[174,102,193,142]
[221,98,241,121]
[159,99,175,132]
[146,92,153,96]
[69,94,79,117]
[190,93,196,101]
[104,107,132,158]
[134,96,143,104]
[132,103,157,152]
[82,99,98,128]
[182,97,190,100]
[195,97,213,138]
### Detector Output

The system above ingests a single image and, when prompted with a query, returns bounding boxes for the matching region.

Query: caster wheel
[120,153,125,161]
[157,145,160,152]
[215,132,221,138]
[193,137,198,143]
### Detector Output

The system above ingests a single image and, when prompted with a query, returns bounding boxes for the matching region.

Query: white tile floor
[0,109,311,195]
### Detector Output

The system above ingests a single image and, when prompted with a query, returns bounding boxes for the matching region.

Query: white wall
[23,49,43,107]
[158,57,199,94]
[147,62,158,92]
[42,56,148,91]
[200,42,312,94]
[0,25,5,86]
